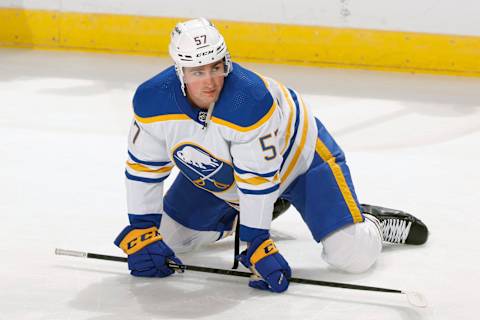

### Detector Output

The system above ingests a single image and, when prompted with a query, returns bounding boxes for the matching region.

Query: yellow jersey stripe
[234,173,279,185]
[281,97,309,184]
[314,139,363,223]
[211,101,277,132]
[276,81,294,155]
[127,162,174,173]
[254,72,271,89]
[134,113,190,124]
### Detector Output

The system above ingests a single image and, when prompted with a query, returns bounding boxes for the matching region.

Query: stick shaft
[88,252,127,263]
[55,249,401,293]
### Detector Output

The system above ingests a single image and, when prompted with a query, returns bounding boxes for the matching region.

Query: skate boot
[222,198,291,240]
[361,204,429,245]
[272,198,291,220]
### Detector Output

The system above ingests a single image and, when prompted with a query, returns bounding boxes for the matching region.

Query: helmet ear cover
[169,18,232,95]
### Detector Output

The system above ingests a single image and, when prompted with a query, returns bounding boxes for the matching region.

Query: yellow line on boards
[1,8,480,77]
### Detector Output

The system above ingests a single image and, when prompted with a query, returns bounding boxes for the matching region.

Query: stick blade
[404,291,428,308]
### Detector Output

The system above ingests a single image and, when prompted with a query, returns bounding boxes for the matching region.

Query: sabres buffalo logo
[172,143,234,193]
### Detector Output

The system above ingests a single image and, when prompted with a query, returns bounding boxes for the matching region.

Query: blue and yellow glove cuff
[115,226,163,255]
[250,239,279,266]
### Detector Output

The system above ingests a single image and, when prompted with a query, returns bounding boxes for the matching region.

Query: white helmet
[169,18,233,95]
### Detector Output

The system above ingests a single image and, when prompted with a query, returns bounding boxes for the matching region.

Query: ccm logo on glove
[118,227,163,255]
[250,239,279,264]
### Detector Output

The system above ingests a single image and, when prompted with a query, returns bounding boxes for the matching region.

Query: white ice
[1,48,479,320]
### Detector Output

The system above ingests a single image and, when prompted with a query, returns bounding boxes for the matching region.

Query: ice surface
[1,48,479,320]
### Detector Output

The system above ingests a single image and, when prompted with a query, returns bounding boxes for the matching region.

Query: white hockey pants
[159,213,382,274]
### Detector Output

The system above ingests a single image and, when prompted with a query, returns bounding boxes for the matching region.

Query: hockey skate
[361,204,429,245]
[272,198,291,220]
[222,198,291,240]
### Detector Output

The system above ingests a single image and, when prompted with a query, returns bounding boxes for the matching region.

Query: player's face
[184,61,225,110]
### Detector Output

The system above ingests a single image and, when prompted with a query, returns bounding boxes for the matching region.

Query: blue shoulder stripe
[133,67,182,119]
[212,63,274,129]
[128,151,171,167]
[280,89,301,171]
[125,170,169,183]
[238,184,280,195]
[233,164,278,178]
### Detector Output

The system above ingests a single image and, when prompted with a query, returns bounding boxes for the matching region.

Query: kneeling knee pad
[321,219,382,273]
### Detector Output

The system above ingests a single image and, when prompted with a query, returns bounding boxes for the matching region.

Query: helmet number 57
[194,35,207,45]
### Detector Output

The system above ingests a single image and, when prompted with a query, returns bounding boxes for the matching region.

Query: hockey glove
[237,234,291,293]
[114,224,182,277]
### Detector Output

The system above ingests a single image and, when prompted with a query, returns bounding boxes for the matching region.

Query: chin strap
[202,102,215,130]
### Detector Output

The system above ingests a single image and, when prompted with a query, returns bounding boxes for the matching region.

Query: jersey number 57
[259,133,277,161]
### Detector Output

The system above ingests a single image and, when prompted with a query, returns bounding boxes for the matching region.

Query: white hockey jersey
[125,63,318,241]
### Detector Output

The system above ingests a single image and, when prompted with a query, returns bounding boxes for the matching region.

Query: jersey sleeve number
[132,121,141,144]
[259,134,277,161]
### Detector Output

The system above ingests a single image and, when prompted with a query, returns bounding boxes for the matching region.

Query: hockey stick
[55,248,427,307]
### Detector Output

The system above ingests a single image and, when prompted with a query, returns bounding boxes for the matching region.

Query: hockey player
[114,18,428,293]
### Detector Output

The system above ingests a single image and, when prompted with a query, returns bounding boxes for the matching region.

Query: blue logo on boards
[172,143,234,193]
